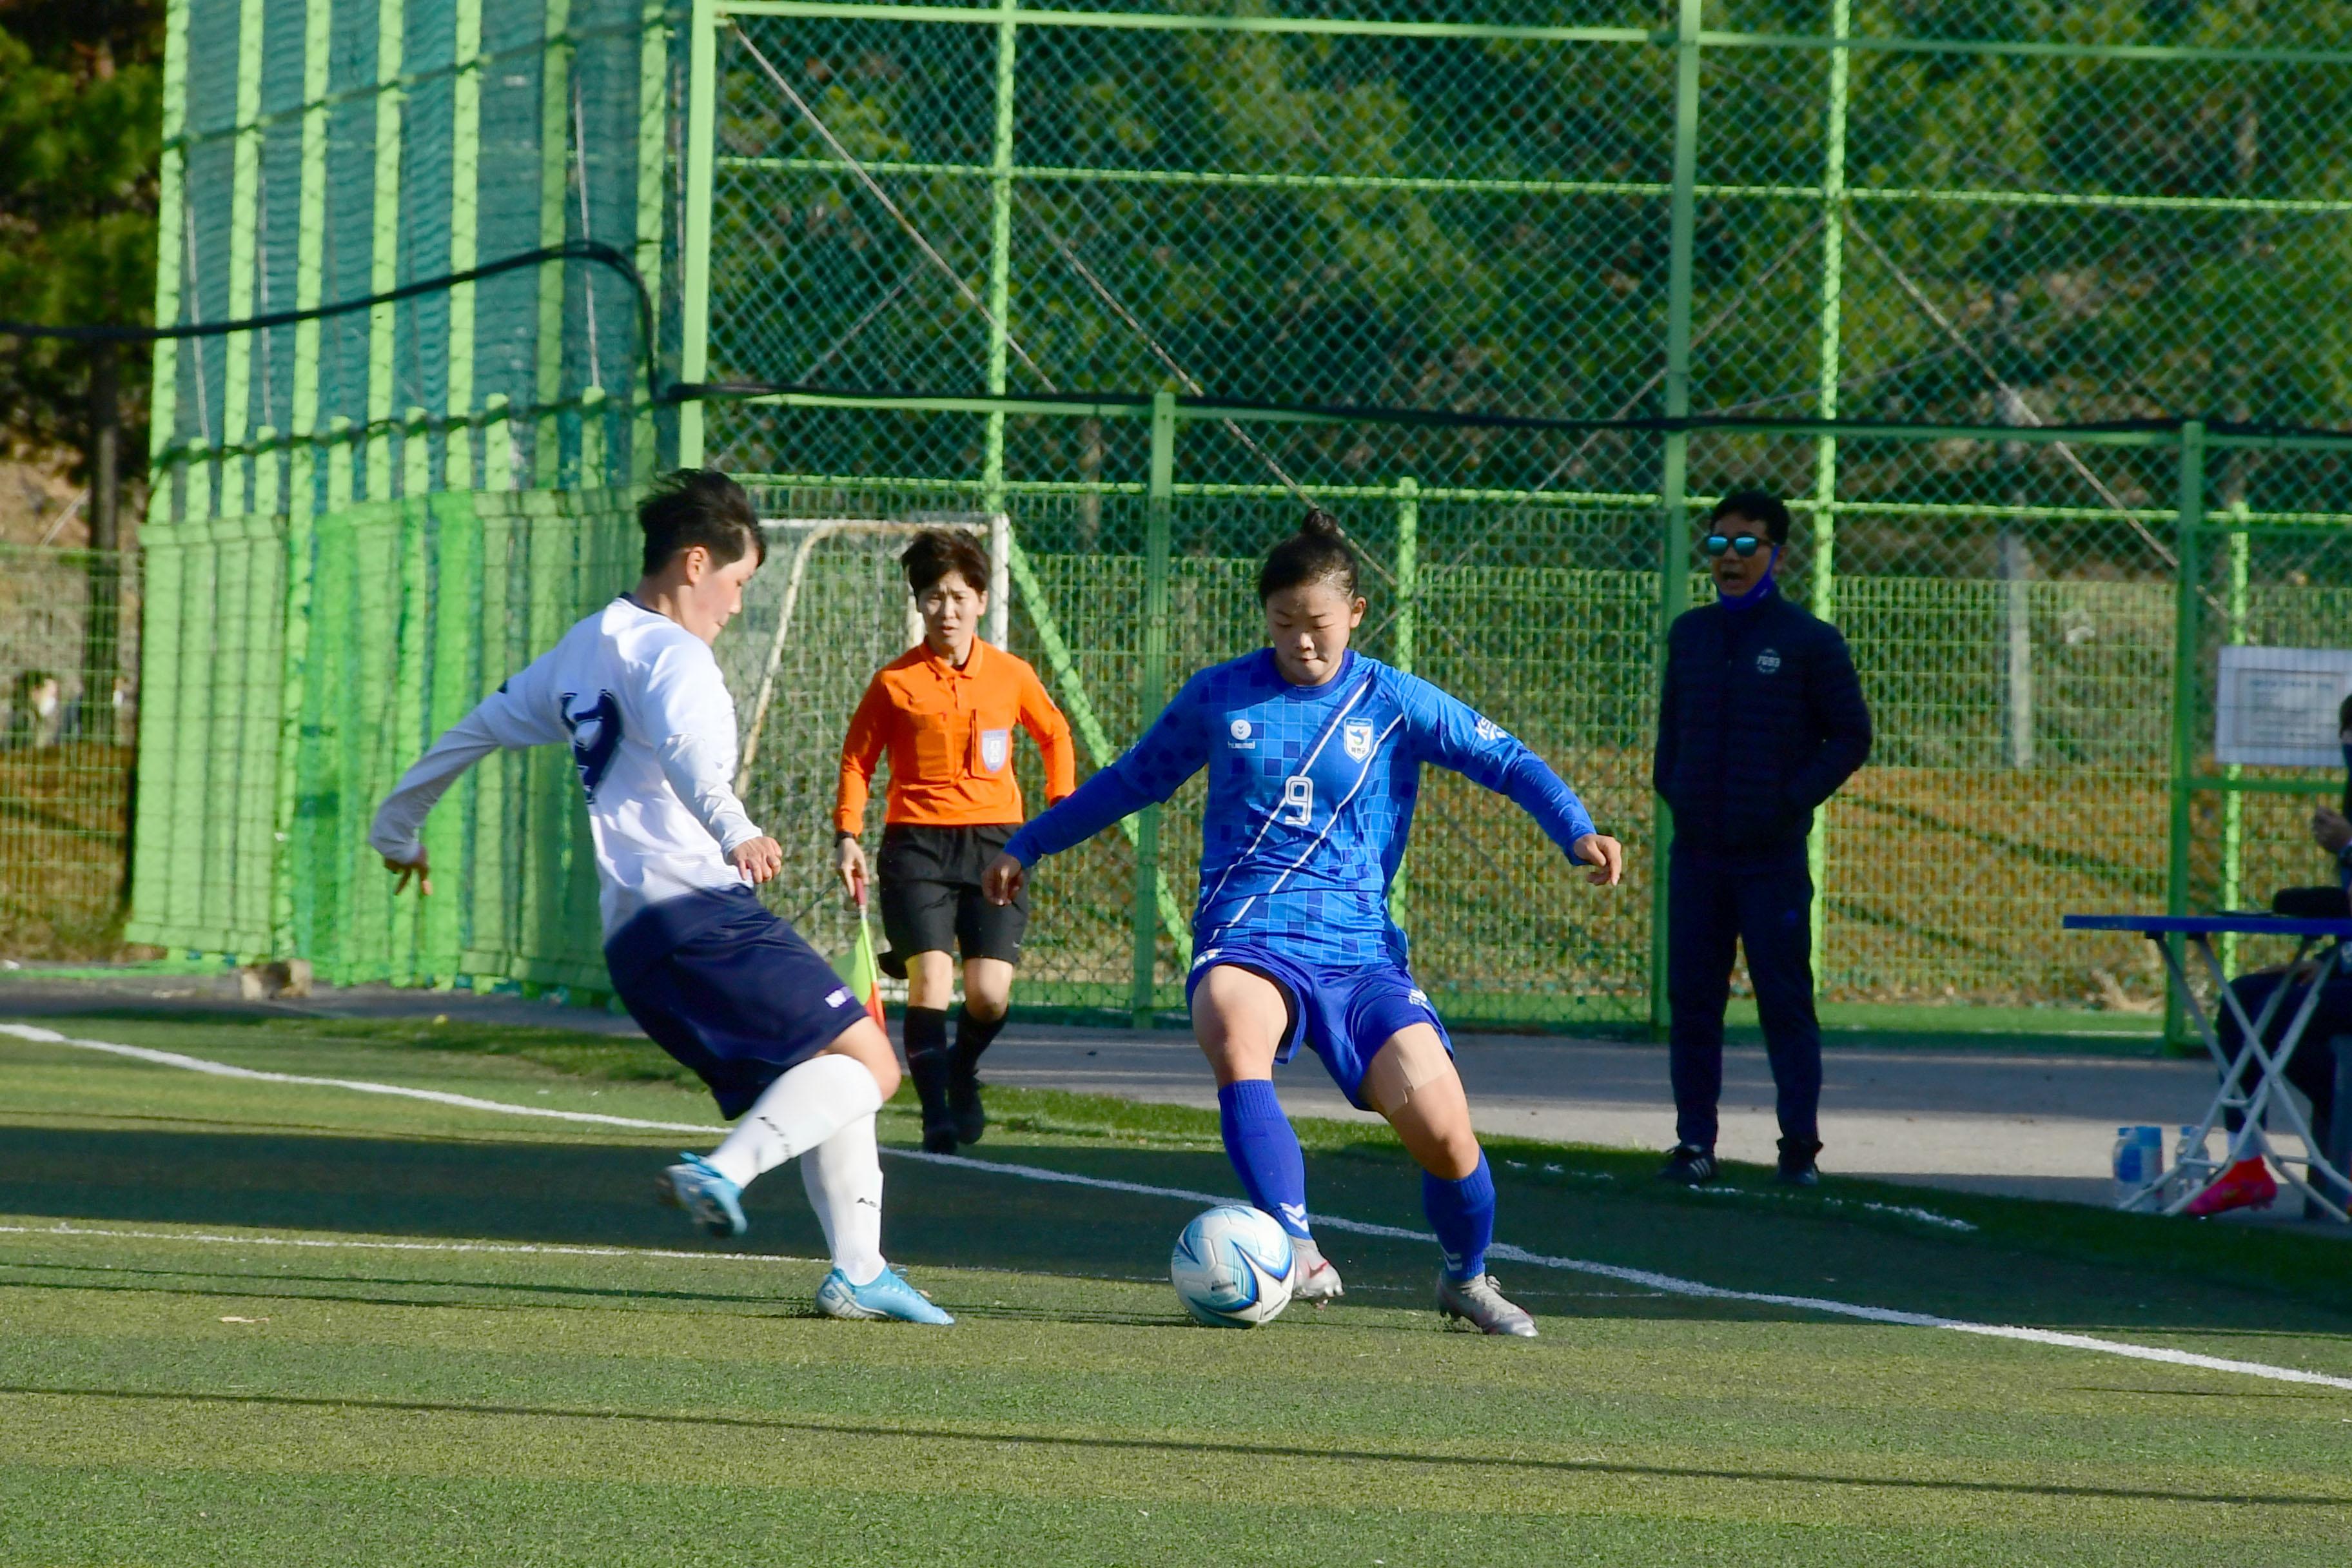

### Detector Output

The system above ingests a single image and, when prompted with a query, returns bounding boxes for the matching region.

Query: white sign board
[2215,646,2352,767]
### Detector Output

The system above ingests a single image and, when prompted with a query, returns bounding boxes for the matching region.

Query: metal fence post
[147,0,188,525]
[1649,0,1703,1038]
[981,0,1019,513]
[1391,475,1417,930]
[220,0,268,518]
[2166,419,2206,1048]
[633,0,672,480]
[445,0,484,491]
[534,0,576,484]
[1132,391,1175,1026]
[366,0,407,502]
[271,0,334,956]
[2219,517,2250,976]
[678,0,718,467]
[1807,0,1850,974]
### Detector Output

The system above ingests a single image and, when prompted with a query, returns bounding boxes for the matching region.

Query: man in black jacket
[1652,490,1871,1187]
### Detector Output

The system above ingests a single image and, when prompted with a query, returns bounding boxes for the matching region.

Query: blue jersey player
[985,511,1622,1335]
[370,471,951,1325]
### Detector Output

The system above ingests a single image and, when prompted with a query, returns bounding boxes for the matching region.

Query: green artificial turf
[2,1013,2349,1566]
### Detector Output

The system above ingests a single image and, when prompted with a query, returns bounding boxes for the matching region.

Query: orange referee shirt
[834,639,1078,832]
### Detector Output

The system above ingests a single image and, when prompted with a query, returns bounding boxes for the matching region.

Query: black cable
[15,252,2352,447]
[1,240,663,403]
[672,379,2352,445]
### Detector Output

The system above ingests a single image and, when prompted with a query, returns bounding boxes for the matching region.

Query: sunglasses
[1703,533,1769,559]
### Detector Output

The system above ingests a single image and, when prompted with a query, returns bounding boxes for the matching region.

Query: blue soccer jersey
[1004,649,1597,967]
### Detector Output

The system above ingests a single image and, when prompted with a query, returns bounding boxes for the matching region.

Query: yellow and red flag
[849,903,888,1031]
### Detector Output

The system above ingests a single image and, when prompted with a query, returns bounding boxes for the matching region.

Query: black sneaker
[1776,1137,1823,1187]
[1656,1143,1719,1186]
[948,1063,986,1146]
[906,1050,957,1154]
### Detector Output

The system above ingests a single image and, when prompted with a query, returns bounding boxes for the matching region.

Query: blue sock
[1424,1155,1496,1281]
[1217,1079,1311,1240]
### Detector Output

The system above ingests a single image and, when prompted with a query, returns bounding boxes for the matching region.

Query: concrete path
[1,970,2329,1222]
[979,1023,2223,1208]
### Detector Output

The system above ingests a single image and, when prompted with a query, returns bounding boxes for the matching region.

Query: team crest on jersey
[1757,647,1782,674]
[979,727,1010,772]
[1343,718,1377,761]
[560,690,622,800]
[1473,715,1507,744]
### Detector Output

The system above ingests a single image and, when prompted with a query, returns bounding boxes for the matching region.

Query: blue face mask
[1719,546,1780,611]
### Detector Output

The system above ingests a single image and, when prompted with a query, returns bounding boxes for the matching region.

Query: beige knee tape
[1362,1035,1446,1117]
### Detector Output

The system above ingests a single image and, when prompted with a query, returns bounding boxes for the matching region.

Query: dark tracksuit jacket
[1653,582,1872,1149]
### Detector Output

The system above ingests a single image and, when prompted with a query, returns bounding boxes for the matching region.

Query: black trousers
[1666,848,1823,1150]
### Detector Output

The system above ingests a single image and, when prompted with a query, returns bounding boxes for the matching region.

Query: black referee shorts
[876,822,1029,977]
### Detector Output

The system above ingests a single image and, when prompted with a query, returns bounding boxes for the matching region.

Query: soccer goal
[723,514,1009,950]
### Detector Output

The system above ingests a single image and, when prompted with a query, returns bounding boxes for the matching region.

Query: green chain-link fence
[127,0,2352,1032]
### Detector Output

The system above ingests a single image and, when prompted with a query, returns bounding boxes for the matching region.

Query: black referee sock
[903,1003,950,1081]
[952,1006,1008,1078]
[903,1006,950,1067]
[903,1006,954,1150]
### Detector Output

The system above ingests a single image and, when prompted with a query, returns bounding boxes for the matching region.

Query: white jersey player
[369,469,951,1324]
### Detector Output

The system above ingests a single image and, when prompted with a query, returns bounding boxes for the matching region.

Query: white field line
[8,1021,2351,1395]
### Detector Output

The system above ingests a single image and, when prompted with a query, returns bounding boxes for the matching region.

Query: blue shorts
[1185,943,1452,1108]
[605,887,869,1121]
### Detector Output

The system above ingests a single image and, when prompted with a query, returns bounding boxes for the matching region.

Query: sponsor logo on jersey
[1278,1202,1309,1228]
[1343,718,1376,761]
[1407,987,1430,1008]
[1229,718,1251,741]
[824,987,852,1009]
[978,727,1010,772]
[1473,715,1507,744]
[1757,647,1782,674]
[1192,946,1222,970]
[560,689,623,800]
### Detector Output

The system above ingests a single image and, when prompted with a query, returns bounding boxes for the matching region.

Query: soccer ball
[1170,1205,1296,1328]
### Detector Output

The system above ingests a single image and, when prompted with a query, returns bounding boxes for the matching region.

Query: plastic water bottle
[2112,1125,2164,1200]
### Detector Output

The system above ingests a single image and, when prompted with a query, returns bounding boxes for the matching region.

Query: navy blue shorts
[605,887,869,1121]
[1185,942,1452,1108]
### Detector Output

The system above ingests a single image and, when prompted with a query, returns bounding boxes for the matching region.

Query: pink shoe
[2185,1157,2278,1217]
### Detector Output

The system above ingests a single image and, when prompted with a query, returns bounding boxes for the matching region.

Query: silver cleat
[1291,1235,1345,1306]
[1436,1270,1538,1337]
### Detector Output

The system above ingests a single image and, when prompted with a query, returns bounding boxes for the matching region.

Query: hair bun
[1298,508,1344,541]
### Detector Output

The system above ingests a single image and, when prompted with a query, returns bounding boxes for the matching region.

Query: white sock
[704,1054,883,1190]
[800,1113,888,1287]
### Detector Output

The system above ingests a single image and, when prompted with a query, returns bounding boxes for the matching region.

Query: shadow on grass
[8,1124,2352,1343]
[5,1383,2346,1509]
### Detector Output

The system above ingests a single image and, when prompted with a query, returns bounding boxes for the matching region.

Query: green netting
[130,0,2352,1029]
[148,0,681,524]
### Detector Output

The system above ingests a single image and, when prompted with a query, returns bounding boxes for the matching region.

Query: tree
[0,0,164,547]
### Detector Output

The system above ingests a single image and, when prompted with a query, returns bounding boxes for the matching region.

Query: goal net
[721,514,1008,968]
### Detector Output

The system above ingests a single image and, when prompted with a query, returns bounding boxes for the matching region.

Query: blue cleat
[656,1153,747,1238]
[815,1265,954,1325]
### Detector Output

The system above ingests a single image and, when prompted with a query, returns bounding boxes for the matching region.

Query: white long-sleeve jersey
[368,596,763,939]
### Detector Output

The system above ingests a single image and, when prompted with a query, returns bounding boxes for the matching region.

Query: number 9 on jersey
[1280,774,1314,825]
